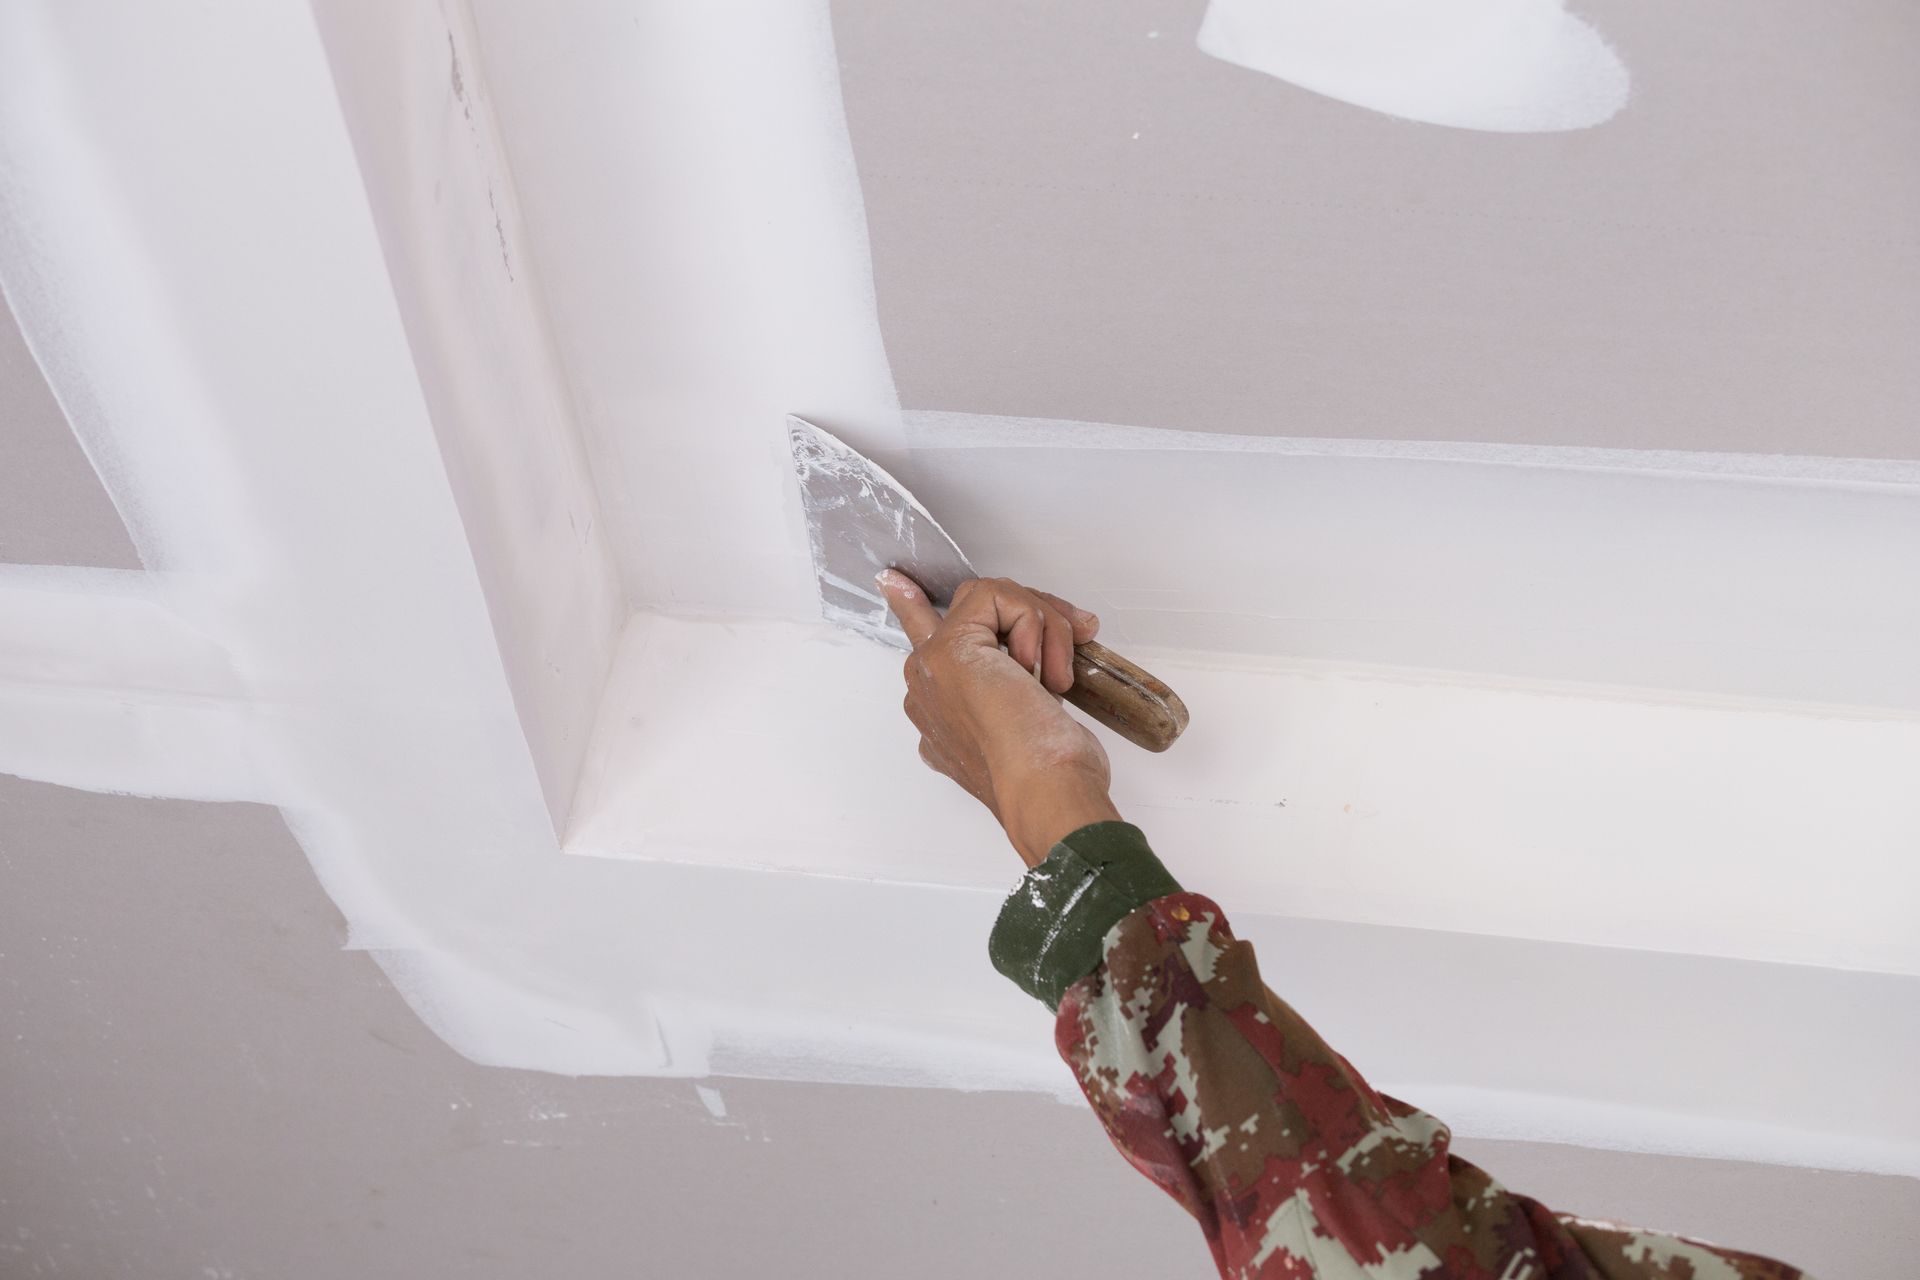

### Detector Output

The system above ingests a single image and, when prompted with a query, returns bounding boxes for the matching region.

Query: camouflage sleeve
[990,823,1809,1280]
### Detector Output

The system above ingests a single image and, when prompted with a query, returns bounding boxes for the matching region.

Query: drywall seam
[903,410,1920,491]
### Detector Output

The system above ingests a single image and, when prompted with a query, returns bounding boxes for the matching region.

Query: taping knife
[786,416,1189,752]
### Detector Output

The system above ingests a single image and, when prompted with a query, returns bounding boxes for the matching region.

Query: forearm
[993,765,1120,869]
[991,822,1806,1280]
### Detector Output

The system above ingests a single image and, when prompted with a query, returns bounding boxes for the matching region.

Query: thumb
[877,568,940,647]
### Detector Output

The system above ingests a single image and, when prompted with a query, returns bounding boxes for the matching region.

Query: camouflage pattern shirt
[988,822,1807,1280]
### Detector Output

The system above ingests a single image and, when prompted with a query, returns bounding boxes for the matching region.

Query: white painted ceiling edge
[0,0,1915,1179]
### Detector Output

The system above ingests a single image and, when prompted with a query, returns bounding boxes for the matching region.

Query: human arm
[880,572,1805,1279]
[876,568,1118,867]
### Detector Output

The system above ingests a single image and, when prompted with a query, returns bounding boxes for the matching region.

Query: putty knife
[787,416,1189,752]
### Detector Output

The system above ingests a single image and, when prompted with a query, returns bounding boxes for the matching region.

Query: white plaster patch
[1198,0,1630,133]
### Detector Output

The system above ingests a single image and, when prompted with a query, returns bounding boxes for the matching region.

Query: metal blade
[787,415,976,649]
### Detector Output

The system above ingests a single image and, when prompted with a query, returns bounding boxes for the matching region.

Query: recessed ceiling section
[833,0,1920,459]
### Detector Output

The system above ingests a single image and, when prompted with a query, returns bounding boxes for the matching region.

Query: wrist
[997,771,1120,868]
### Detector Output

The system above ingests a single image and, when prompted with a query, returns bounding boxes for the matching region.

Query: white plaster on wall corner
[461,0,909,619]
[311,0,626,835]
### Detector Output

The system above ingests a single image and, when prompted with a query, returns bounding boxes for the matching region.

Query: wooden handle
[1064,640,1190,753]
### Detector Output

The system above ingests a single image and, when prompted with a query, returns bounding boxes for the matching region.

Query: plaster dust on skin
[1197,0,1631,132]
[2,0,1918,1181]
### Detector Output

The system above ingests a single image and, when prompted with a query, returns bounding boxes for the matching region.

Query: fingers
[947,577,1080,695]
[877,568,941,647]
[1006,606,1045,679]
[887,572,1092,694]
[1036,590,1100,645]
[1038,604,1075,695]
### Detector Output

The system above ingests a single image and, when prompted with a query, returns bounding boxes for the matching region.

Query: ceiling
[1,2,1915,1273]
[835,0,1920,458]
[6,773,1912,1278]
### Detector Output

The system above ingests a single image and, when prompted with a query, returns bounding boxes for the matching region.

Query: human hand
[879,571,1120,868]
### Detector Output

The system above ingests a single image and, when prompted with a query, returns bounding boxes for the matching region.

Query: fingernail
[875,568,913,597]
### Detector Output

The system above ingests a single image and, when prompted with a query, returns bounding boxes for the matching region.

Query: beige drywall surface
[834,0,1920,459]
[2,772,1913,1277]
[0,295,137,567]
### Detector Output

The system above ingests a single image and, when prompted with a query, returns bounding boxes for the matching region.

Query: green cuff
[988,821,1181,1011]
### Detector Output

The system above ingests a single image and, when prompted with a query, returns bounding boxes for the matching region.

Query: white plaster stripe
[904,410,1920,492]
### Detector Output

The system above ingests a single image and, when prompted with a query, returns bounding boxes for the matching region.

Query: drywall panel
[834,0,1920,459]
[312,0,625,832]
[0,293,138,567]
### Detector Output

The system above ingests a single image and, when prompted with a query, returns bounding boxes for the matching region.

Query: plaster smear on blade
[788,415,975,649]
[1197,0,1630,133]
